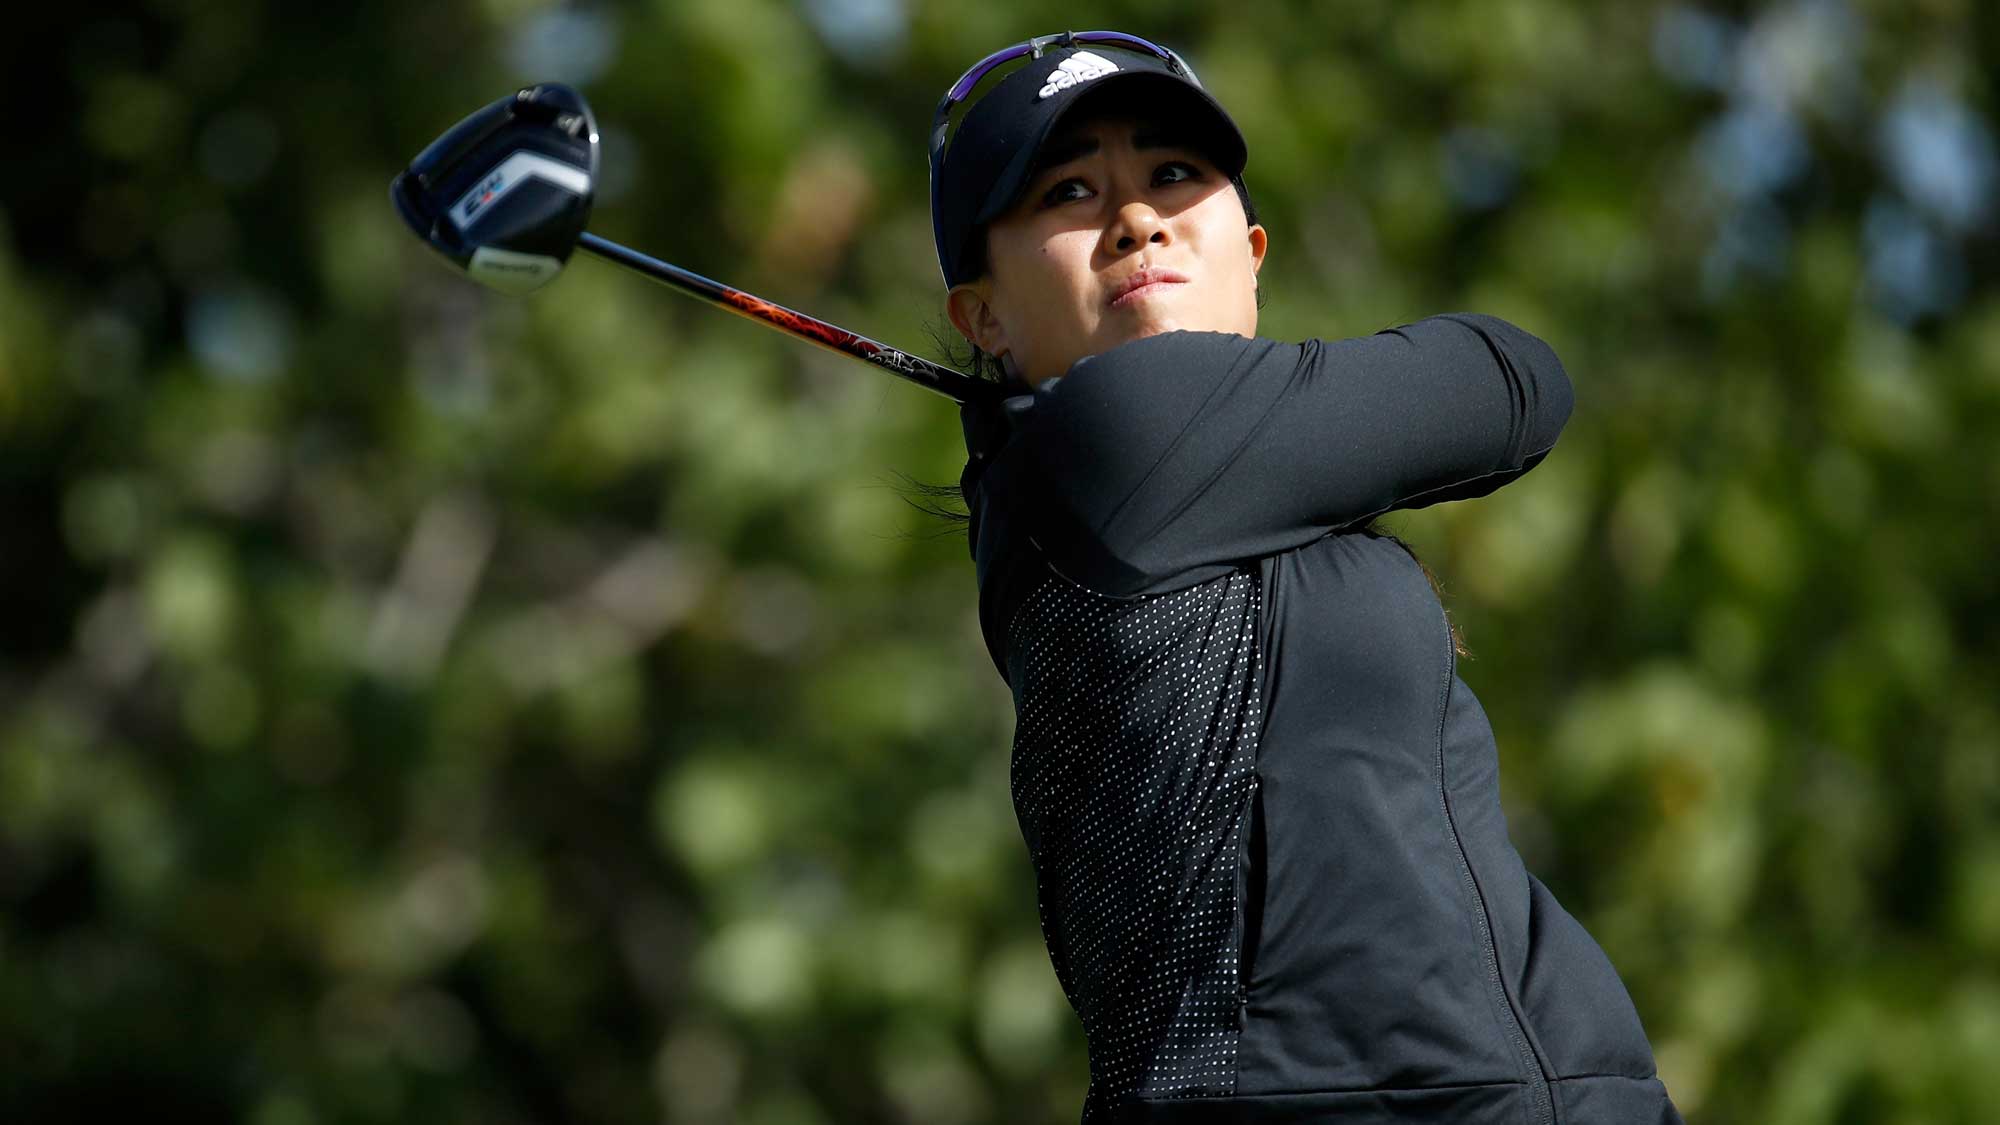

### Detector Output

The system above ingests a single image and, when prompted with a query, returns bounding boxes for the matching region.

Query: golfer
[932,32,1684,1124]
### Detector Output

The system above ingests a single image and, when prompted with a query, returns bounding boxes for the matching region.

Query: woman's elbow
[1441,312,1574,454]
[1515,328,1573,454]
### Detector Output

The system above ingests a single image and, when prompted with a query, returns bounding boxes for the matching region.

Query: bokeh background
[5,0,1997,1122]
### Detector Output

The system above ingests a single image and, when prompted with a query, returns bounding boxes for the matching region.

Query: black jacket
[959,316,1683,1124]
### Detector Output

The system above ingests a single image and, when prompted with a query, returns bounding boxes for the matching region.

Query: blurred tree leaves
[4,0,1998,1122]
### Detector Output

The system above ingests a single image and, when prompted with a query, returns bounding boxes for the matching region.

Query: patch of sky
[504,8,620,86]
[1861,197,1965,324]
[1652,5,1739,91]
[187,284,295,383]
[1440,126,1519,212]
[798,0,907,66]
[1878,78,1997,234]
[1700,197,1791,301]
[1696,105,1810,201]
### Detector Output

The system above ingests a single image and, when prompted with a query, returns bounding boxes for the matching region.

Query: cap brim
[971,71,1248,227]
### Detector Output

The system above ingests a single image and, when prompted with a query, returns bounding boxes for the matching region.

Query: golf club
[391,83,998,405]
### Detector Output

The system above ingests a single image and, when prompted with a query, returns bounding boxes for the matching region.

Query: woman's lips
[1108,268,1190,309]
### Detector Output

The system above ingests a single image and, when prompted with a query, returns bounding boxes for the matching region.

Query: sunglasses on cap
[928,31,1205,158]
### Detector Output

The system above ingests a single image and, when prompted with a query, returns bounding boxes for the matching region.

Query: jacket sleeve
[1012,313,1573,595]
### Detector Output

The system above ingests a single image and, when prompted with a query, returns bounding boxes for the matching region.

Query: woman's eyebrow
[1033,123,1187,176]
[1034,135,1100,174]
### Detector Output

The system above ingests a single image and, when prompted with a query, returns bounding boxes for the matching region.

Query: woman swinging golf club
[934,31,1684,1124]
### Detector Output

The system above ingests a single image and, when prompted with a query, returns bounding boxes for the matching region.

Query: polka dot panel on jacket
[1006,564,1265,1108]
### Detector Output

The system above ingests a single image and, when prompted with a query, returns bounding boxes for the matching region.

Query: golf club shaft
[577,234,996,404]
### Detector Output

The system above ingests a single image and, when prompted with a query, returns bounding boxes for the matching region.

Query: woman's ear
[947,283,1011,360]
[1248,223,1268,275]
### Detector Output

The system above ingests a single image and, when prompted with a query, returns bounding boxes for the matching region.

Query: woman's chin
[1116,315,1183,344]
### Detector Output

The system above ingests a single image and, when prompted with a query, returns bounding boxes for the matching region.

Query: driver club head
[390,83,599,295]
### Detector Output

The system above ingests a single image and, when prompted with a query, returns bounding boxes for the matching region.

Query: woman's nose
[1109,204,1170,253]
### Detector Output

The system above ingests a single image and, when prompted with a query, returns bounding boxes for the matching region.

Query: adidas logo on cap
[1039,51,1121,99]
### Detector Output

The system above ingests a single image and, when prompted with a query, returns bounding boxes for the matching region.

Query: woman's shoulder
[1056,330,1296,384]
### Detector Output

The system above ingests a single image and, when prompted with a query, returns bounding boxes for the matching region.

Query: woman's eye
[1041,177,1091,207]
[1038,162,1201,208]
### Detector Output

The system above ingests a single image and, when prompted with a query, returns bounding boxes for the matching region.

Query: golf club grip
[577,234,1000,405]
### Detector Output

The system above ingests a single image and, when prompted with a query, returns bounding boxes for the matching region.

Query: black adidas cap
[931,44,1249,289]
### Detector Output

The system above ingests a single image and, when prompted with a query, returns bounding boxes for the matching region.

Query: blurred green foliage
[3,1,1998,1122]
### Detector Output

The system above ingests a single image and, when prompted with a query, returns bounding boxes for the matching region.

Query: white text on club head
[448,151,591,233]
